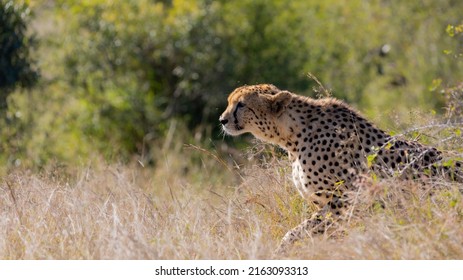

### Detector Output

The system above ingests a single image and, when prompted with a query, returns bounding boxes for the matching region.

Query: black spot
[396,156,402,163]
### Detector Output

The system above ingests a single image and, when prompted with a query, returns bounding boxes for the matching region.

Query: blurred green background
[1,0,462,170]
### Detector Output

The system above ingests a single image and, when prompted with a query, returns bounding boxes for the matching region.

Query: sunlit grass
[1,147,462,259]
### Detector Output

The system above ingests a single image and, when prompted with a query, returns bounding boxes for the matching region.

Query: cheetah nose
[219,117,228,125]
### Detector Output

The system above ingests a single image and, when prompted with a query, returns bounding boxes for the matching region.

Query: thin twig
[184,144,236,174]
[6,179,23,226]
[307,72,332,98]
[395,122,463,138]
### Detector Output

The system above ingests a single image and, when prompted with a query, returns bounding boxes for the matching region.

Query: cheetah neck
[270,97,314,155]
[269,95,392,159]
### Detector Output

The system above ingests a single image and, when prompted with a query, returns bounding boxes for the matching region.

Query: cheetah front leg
[275,214,326,254]
[274,205,337,255]
[274,194,352,255]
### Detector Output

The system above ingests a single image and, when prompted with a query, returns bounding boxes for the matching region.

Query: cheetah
[219,84,463,252]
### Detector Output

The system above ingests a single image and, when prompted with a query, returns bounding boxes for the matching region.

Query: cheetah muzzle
[219,84,463,253]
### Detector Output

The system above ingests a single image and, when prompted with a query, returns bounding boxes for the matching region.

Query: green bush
[1,0,462,168]
[0,0,38,108]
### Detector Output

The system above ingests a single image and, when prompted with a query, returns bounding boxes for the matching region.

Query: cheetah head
[219,84,292,141]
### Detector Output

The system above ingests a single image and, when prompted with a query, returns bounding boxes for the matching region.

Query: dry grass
[1,148,462,260]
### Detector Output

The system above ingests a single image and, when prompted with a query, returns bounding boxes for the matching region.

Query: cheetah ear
[270,90,292,116]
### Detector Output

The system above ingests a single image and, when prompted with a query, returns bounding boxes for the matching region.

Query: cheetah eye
[233,101,245,118]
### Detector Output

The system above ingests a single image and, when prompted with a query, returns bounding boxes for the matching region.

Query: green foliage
[446,23,463,38]
[0,0,38,108]
[1,0,463,168]
[444,22,463,60]
[54,0,312,145]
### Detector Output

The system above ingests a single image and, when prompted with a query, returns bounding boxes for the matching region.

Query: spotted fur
[219,84,463,252]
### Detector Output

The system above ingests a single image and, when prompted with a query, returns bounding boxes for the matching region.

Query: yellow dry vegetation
[1,152,462,259]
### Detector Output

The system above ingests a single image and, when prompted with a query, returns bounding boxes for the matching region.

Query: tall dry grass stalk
[1,149,462,259]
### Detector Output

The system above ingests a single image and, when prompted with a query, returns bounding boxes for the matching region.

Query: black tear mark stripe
[233,103,258,125]
[233,104,240,124]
